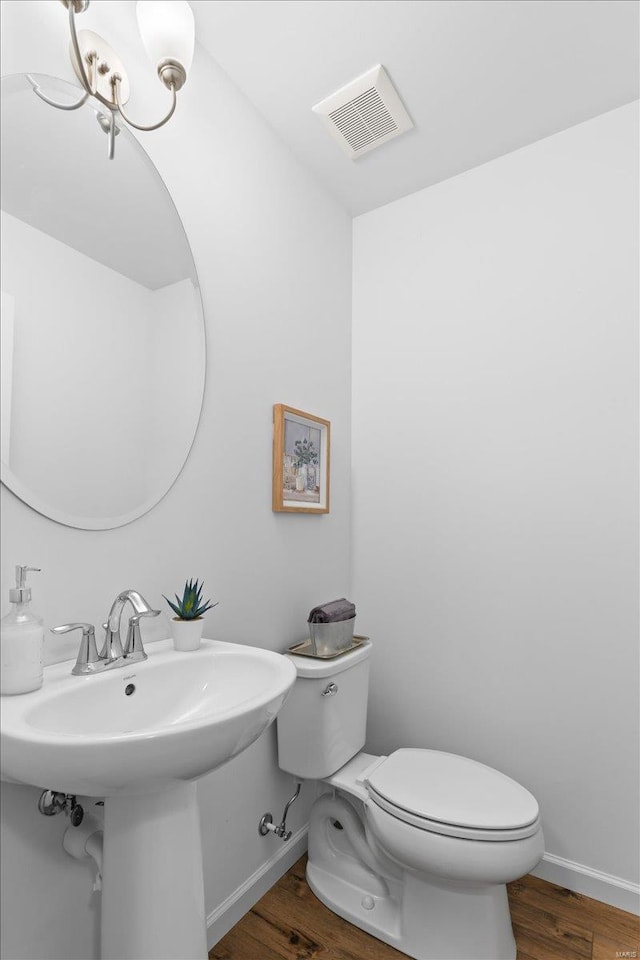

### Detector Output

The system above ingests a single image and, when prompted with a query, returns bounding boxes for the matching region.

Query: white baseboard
[205,829,639,951]
[206,825,309,950]
[532,852,640,916]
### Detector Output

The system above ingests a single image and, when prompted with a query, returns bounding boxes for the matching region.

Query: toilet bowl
[277,641,544,960]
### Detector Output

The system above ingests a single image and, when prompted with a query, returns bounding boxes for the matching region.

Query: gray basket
[309,616,356,657]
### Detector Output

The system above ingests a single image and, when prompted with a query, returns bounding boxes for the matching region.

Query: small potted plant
[163,579,218,651]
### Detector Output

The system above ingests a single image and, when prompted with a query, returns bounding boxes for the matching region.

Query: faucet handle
[123,608,159,660]
[123,615,146,660]
[51,623,100,675]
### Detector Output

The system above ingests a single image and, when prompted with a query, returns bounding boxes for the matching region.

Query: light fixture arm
[67,0,95,96]
[107,109,116,160]
[28,4,96,111]
[27,70,91,111]
[112,75,177,132]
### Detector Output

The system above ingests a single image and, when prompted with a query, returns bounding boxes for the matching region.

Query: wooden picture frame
[273,404,330,514]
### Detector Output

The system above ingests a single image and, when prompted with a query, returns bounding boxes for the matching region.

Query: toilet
[277,639,544,960]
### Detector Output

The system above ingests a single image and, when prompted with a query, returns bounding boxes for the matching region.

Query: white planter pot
[170,618,204,651]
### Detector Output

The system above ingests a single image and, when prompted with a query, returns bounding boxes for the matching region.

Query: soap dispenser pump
[1,565,45,695]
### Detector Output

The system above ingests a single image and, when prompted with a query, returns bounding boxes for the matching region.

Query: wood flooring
[210,855,639,960]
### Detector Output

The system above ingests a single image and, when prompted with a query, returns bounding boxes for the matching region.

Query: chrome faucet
[101,589,160,663]
[51,589,160,676]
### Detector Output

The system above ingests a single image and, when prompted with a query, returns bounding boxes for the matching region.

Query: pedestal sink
[0,638,296,960]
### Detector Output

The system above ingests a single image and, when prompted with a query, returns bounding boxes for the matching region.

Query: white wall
[0,3,351,958]
[353,104,639,894]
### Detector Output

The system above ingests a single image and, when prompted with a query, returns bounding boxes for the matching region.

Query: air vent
[313,65,413,160]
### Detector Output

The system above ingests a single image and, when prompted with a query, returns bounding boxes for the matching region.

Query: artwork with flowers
[272,404,330,514]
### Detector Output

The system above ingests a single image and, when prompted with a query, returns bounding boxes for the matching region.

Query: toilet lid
[366,749,539,832]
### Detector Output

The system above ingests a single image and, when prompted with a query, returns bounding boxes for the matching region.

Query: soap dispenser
[1,565,44,695]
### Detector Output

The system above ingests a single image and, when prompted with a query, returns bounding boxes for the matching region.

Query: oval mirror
[0,74,205,529]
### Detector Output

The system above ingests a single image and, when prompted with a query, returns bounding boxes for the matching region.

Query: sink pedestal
[101,782,207,960]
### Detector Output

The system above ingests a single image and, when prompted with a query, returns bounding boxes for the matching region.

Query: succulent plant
[163,579,218,621]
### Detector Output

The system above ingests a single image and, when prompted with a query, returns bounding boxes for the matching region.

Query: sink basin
[0,637,296,795]
[1,637,297,959]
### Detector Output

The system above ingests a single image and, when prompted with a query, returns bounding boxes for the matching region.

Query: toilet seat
[365,748,540,842]
[366,786,541,841]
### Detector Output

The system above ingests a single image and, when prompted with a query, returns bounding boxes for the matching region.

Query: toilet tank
[277,640,372,780]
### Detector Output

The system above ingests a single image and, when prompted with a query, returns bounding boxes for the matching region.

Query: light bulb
[136,1,195,76]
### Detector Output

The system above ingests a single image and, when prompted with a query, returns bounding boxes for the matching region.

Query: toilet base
[307,854,516,960]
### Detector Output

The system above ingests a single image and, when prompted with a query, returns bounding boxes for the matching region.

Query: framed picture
[273,404,330,514]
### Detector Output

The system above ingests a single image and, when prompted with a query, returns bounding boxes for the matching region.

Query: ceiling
[192,0,639,216]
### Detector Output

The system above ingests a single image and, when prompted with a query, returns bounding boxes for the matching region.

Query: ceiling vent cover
[313,65,413,160]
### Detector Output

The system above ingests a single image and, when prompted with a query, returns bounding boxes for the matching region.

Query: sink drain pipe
[62,811,104,892]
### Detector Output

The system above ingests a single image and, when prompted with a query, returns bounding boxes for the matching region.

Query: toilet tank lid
[285,639,372,678]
